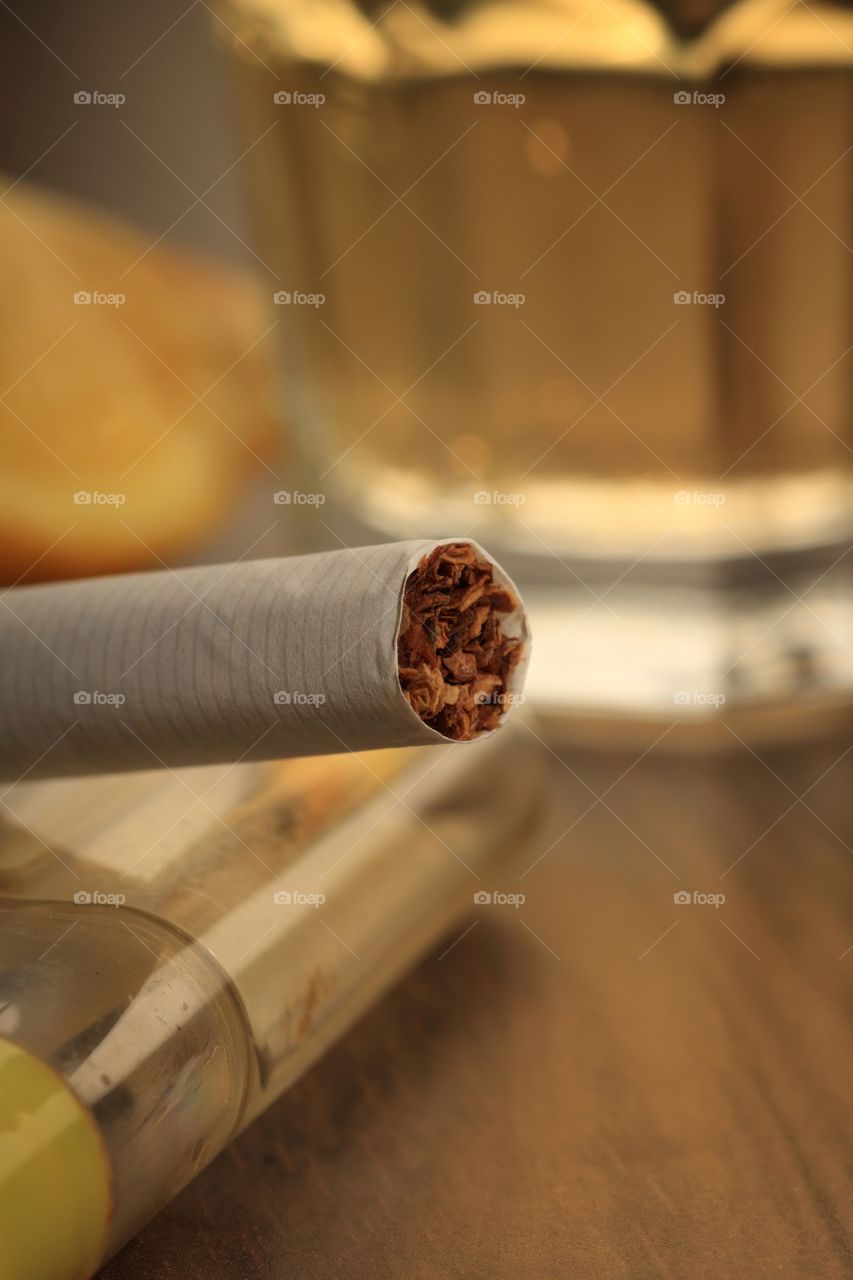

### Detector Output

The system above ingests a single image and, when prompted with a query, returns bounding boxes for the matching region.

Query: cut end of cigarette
[396,542,525,742]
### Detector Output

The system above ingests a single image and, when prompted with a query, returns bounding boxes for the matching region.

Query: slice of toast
[0,180,278,584]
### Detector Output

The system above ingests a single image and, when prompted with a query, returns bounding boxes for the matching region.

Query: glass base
[523,558,853,745]
[288,470,853,744]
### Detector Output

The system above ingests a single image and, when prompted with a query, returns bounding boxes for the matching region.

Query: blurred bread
[0,179,277,584]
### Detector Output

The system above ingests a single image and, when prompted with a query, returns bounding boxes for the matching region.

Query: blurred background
[1,0,852,742]
[3,7,853,1276]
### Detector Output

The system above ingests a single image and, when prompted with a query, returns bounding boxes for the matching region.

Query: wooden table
[101,721,853,1279]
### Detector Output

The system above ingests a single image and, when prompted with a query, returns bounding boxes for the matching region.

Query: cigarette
[0,540,529,780]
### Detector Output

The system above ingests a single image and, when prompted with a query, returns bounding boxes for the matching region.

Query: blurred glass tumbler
[215,0,853,732]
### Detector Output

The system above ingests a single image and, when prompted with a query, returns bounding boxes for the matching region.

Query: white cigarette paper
[0,540,529,780]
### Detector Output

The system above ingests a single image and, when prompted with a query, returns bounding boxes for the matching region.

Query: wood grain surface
[101,721,853,1279]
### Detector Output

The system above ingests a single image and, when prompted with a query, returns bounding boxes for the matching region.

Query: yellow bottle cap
[0,1037,112,1280]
